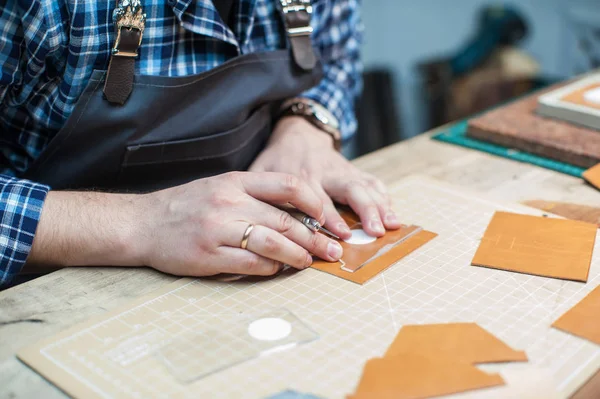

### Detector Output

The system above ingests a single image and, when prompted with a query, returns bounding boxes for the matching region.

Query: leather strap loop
[279,0,317,71]
[103,0,146,105]
[104,56,136,105]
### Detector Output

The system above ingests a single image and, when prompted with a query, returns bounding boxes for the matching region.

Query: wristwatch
[280,98,342,150]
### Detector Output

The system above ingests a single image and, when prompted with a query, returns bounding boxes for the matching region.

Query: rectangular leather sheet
[311,230,437,285]
[583,163,600,191]
[471,211,597,282]
[552,285,600,345]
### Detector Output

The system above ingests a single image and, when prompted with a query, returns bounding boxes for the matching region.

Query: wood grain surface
[2,130,600,398]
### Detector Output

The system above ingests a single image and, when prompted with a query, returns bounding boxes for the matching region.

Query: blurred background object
[348,0,600,158]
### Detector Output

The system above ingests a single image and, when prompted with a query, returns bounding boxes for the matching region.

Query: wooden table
[2,131,600,398]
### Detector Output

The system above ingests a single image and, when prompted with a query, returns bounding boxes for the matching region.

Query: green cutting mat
[432,120,585,177]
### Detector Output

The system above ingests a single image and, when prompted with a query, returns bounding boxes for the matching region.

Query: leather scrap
[552,285,600,345]
[311,210,437,284]
[348,323,527,399]
[583,163,600,191]
[386,323,528,364]
[348,352,504,399]
[471,211,596,282]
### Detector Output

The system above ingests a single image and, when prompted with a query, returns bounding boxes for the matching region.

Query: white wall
[360,0,580,138]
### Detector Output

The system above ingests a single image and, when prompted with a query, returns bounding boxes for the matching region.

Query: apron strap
[103,0,146,105]
[102,0,316,105]
[278,0,317,71]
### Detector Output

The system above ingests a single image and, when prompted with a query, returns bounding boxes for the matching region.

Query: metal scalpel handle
[288,210,340,240]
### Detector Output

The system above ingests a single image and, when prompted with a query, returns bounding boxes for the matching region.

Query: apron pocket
[118,104,272,190]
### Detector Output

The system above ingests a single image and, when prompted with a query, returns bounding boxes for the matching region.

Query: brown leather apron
[24,1,322,192]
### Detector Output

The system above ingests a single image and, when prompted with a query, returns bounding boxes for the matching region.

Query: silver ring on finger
[240,224,254,250]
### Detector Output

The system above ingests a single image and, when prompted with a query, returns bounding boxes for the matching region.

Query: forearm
[28,190,145,268]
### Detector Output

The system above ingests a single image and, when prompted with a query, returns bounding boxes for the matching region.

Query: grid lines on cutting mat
[24,178,600,399]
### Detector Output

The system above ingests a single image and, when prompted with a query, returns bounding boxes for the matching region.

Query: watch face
[312,103,339,130]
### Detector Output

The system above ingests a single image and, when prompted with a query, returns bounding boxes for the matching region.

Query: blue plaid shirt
[0,0,363,286]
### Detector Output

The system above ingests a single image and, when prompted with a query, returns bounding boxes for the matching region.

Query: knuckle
[367,205,380,217]
[299,168,311,181]
[223,171,243,184]
[267,262,281,276]
[263,234,281,255]
[243,255,261,274]
[209,191,242,208]
[282,174,300,195]
[294,251,308,267]
[309,232,321,253]
[278,212,295,234]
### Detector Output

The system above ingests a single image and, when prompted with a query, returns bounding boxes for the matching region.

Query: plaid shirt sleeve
[0,176,49,287]
[300,0,364,140]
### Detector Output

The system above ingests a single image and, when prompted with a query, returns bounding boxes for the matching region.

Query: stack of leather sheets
[467,73,600,168]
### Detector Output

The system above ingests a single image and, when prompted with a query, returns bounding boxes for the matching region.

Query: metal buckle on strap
[112,0,146,57]
[279,0,314,37]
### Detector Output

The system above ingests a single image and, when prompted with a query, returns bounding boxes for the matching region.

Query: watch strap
[280,98,342,150]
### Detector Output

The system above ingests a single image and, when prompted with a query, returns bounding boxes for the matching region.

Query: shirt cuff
[0,176,50,287]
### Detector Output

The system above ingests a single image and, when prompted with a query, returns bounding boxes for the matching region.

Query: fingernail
[338,223,351,234]
[370,220,385,234]
[327,241,343,260]
[305,254,313,267]
[385,213,398,224]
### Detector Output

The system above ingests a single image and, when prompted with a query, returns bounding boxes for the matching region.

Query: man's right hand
[28,172,344,277]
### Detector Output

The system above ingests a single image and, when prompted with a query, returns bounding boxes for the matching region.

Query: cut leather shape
[386,323,528,364]
[583,163,600,191]
[552,285,600,345]
[347,352,504,399]
[341,225,424,273]
[471,211,596,282]
[311,229,437,285]
[311,210,437,284]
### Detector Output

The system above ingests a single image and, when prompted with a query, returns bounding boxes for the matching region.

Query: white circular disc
[344,229,377,245]
[247,318,292,341]
[584,87,600,105]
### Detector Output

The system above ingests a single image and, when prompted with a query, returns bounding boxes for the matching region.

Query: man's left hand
[250,116,402,240]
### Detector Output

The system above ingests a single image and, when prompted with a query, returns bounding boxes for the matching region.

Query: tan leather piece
[342,225,423,273]
[311,210,437,284]
[583,163,600,191]
[311,230,437,285]
[561,83,600,110]
[348,323,527,398]
[386,323,528,364]
[471,211,596,282]
[552,285,600,345]
[347,352,504,399]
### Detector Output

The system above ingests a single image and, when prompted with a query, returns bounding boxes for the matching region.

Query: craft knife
[288,210,340,240]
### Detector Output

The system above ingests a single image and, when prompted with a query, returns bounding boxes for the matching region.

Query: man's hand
[28,172,344,277]
[250,116,402,239]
